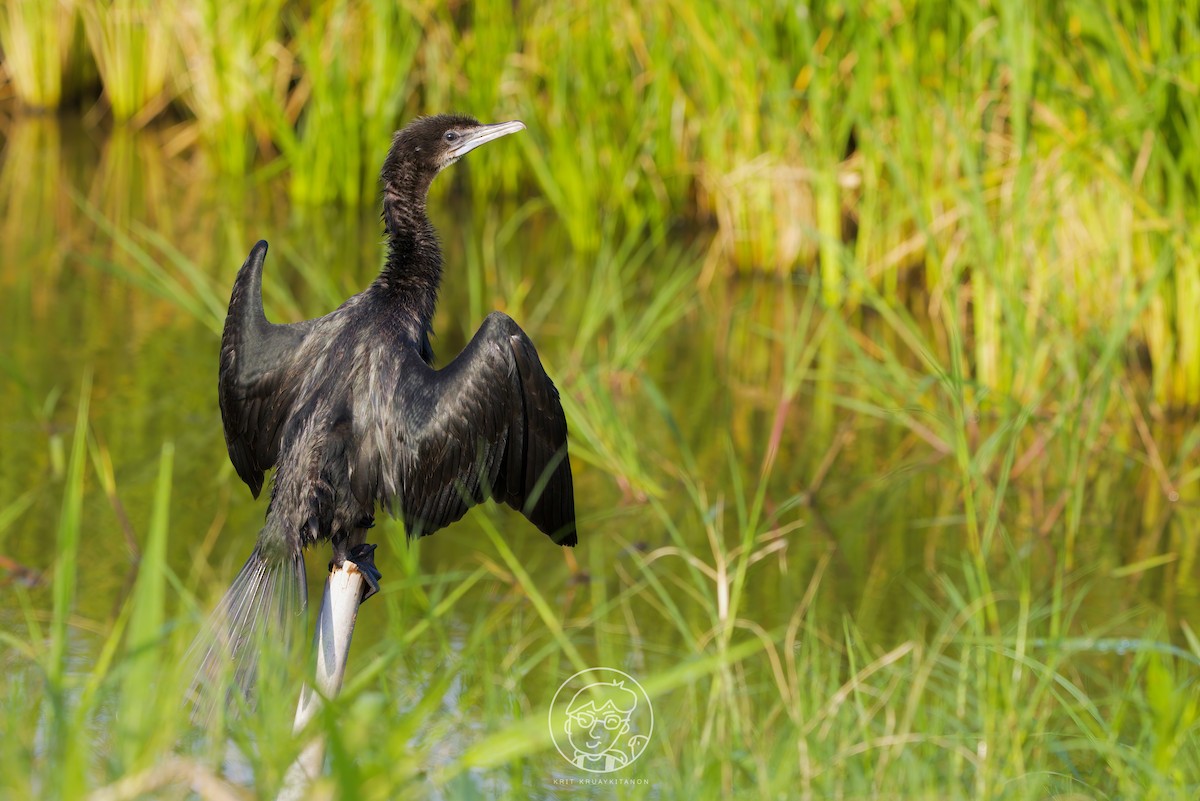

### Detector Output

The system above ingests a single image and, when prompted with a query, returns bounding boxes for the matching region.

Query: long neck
[376,165,442,332]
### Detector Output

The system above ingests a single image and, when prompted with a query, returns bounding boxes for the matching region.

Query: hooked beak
[446,120,526,161]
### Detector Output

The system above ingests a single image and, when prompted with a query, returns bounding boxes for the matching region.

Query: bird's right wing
[218,241,314,498]
[353,311,576,544]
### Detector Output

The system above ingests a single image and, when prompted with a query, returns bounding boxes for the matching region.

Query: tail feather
[187,541,307,723]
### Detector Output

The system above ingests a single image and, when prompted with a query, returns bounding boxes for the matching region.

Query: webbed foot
[346,542,382,601]
[329,534,382,602]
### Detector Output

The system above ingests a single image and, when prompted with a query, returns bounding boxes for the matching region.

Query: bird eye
[444,131,459,142]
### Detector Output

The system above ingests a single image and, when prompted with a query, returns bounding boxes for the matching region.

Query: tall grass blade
[117,442,173,769]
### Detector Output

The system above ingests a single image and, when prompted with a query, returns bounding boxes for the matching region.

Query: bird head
[383,114,526,186]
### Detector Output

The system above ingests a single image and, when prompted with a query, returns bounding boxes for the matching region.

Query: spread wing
[352,311,576,544]
[218,241,314,497]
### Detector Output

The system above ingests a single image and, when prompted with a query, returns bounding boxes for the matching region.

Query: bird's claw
[328,540,382,602]
[347,542,381,602]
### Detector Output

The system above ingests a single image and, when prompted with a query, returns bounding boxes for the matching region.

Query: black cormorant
[194,115,576,702]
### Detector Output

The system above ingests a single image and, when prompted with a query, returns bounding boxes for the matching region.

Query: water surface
[1,115,1195,789]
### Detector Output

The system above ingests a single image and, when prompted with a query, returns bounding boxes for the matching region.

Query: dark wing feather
[218,241,314,497]
[366,311,575,544]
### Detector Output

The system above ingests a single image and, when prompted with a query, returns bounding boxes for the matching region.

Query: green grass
[0,0,77,110]
[169,0,288,173]
[5,0,1198,401]
[78,0,170,124]
[2,188,1197,798]
[267,0,419,205]
[1,396,1198,798]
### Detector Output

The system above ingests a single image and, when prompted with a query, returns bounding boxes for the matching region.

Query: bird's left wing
[219,241,315,498]
[352,311,576,544]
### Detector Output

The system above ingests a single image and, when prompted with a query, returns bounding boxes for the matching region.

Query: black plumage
[192,115,575,706]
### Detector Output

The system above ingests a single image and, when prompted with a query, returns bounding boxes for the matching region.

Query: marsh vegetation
[1,1,1199,798]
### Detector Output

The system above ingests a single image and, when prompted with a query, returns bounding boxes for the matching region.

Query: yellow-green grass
[4,1,1199,406]
[1,389,1198,798]
[78,0,169,124]
[2,8,1200,793]
[0,0,78,110]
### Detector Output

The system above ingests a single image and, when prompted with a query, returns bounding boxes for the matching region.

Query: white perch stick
[277,562,367,801]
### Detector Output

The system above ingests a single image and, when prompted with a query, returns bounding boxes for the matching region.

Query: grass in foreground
[1,356,1198,799]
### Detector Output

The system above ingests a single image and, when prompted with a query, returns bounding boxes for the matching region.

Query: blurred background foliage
[0,0,1197,405]
[3,0,1200,798]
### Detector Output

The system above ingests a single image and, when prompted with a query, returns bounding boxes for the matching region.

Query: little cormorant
[193,115,576,703]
